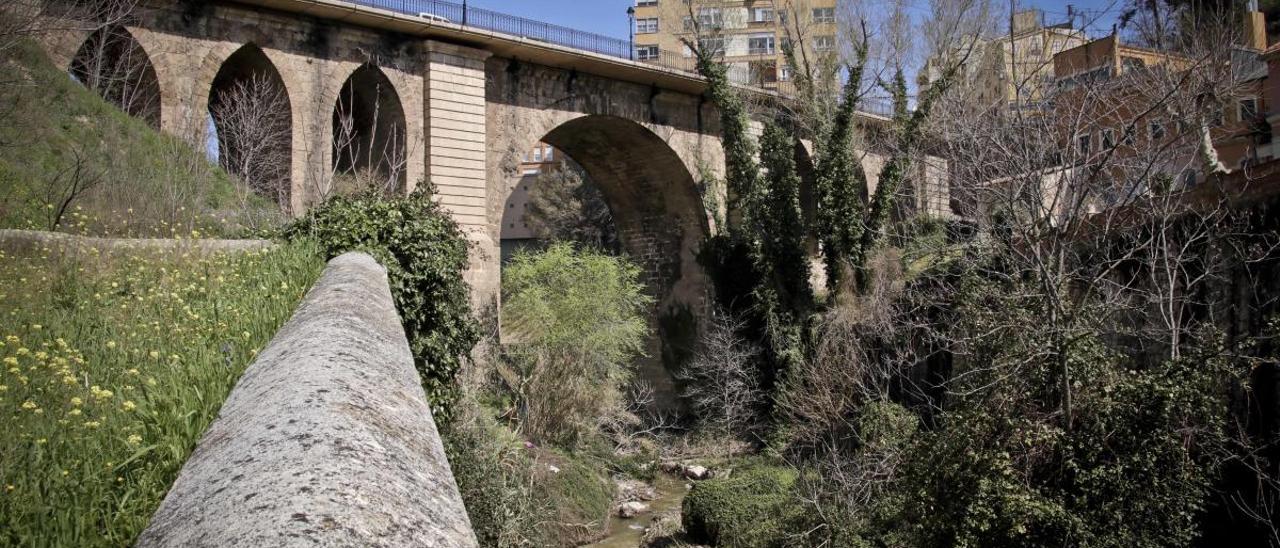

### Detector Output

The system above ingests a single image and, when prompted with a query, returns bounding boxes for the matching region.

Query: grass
[0,240,324,546]
[0,40,280,237]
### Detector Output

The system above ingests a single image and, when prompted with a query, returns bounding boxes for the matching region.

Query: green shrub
[286,187,479,418]
[682,464,799,547]
[500,243,650,447]
[444,405,546,547]
[533,449,616,546]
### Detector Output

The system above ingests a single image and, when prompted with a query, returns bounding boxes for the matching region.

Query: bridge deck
[234,0,893,119]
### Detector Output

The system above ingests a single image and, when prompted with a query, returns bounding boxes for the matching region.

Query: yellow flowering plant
[0,241,322,545]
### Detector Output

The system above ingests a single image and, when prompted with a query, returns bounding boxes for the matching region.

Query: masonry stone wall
[43,1,429,214]
[38,0,756,405]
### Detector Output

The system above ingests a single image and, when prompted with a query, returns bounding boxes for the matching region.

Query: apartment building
[922,9,1086,110]
[1053,9,1270,178]
[500,142,559,262]
[631,0,839,89]
[957,9,1273,223]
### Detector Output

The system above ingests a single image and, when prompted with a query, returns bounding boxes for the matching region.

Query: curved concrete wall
[136,252,477,547]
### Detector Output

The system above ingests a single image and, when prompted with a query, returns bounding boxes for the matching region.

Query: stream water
[585,473,688,548]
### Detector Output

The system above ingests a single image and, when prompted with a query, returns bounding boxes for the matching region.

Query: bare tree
[43,144,105,230]
[209,73,292,217]
[676,310,764,436]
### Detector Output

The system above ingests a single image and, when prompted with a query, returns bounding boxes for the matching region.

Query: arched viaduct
[38,0,911,400]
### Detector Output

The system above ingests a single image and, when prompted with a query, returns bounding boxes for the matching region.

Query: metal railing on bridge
[354,0,893,117]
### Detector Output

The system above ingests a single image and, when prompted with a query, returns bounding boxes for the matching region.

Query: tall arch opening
[69,25,161,128]
[332,64,407,194]
[500,115,711,408]
[207,44,293,211]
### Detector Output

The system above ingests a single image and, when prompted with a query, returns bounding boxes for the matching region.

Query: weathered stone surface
[136,252,477,548]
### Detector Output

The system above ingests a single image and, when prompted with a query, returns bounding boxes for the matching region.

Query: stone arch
[207,43,294,211]
[502,114,711,407]
[69,25,161,128]
[332,64,408,193]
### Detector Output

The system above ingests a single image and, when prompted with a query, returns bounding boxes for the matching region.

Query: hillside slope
[0,40,277,236]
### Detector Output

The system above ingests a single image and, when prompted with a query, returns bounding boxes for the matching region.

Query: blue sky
[466,0,1128,41]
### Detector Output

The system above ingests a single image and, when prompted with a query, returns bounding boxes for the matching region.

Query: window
[522,169,539,175]
[779,65,793,81]
[1121,56,1144,72]
[697,7,723,28]
[749,61,778,84]
[636,17,658,33]
[812,7,835,23]
[1077,133,1091,156]
[1101,128,1116,149]
[814,35,835,51]
[751,8,774,23]
[698,37,725,56]
[1210,105,1225,127]
[533,147,542,162]
[635,0,658,6]
[636,45,659,60]
[1149,119,1165,141]
[683,16,694,31]
[1239,97,1259,122]
[748,34,776,55]
[544,146,553,162]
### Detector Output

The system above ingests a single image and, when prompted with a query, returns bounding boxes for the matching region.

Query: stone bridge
[38,0,920,399]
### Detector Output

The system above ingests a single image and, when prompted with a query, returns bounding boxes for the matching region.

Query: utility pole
[463,0,468,26]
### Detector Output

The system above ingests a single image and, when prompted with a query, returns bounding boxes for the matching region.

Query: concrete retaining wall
[136,252,478,547]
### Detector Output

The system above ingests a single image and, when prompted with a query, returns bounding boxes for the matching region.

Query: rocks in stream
[683,465,710,480]
[657,461,714,480]
[617,478,657,502]
[618,501,650,518]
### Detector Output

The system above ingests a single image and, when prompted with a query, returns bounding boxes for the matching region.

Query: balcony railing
[353,0,894,117]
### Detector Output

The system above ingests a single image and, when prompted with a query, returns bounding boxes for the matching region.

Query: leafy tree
[524,162,619,252]
[813,49,871,294]
[286,186,479,418]
[500,243,651,447]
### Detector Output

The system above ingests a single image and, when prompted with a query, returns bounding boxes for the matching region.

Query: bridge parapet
[136,252,477,547]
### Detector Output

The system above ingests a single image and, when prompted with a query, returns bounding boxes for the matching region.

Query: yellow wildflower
[68,409,81,416]
[121,401,136,412]
[83,421,101,428]
[2,357,15,366]
[105,341,116,350]
[127,434,142,445]
[70,396,82,406]
[20,400,37,411]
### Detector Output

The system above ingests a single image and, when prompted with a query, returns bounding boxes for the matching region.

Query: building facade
[631,0,838,89]
[924,9,1086,110]
[500,142,560,262]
